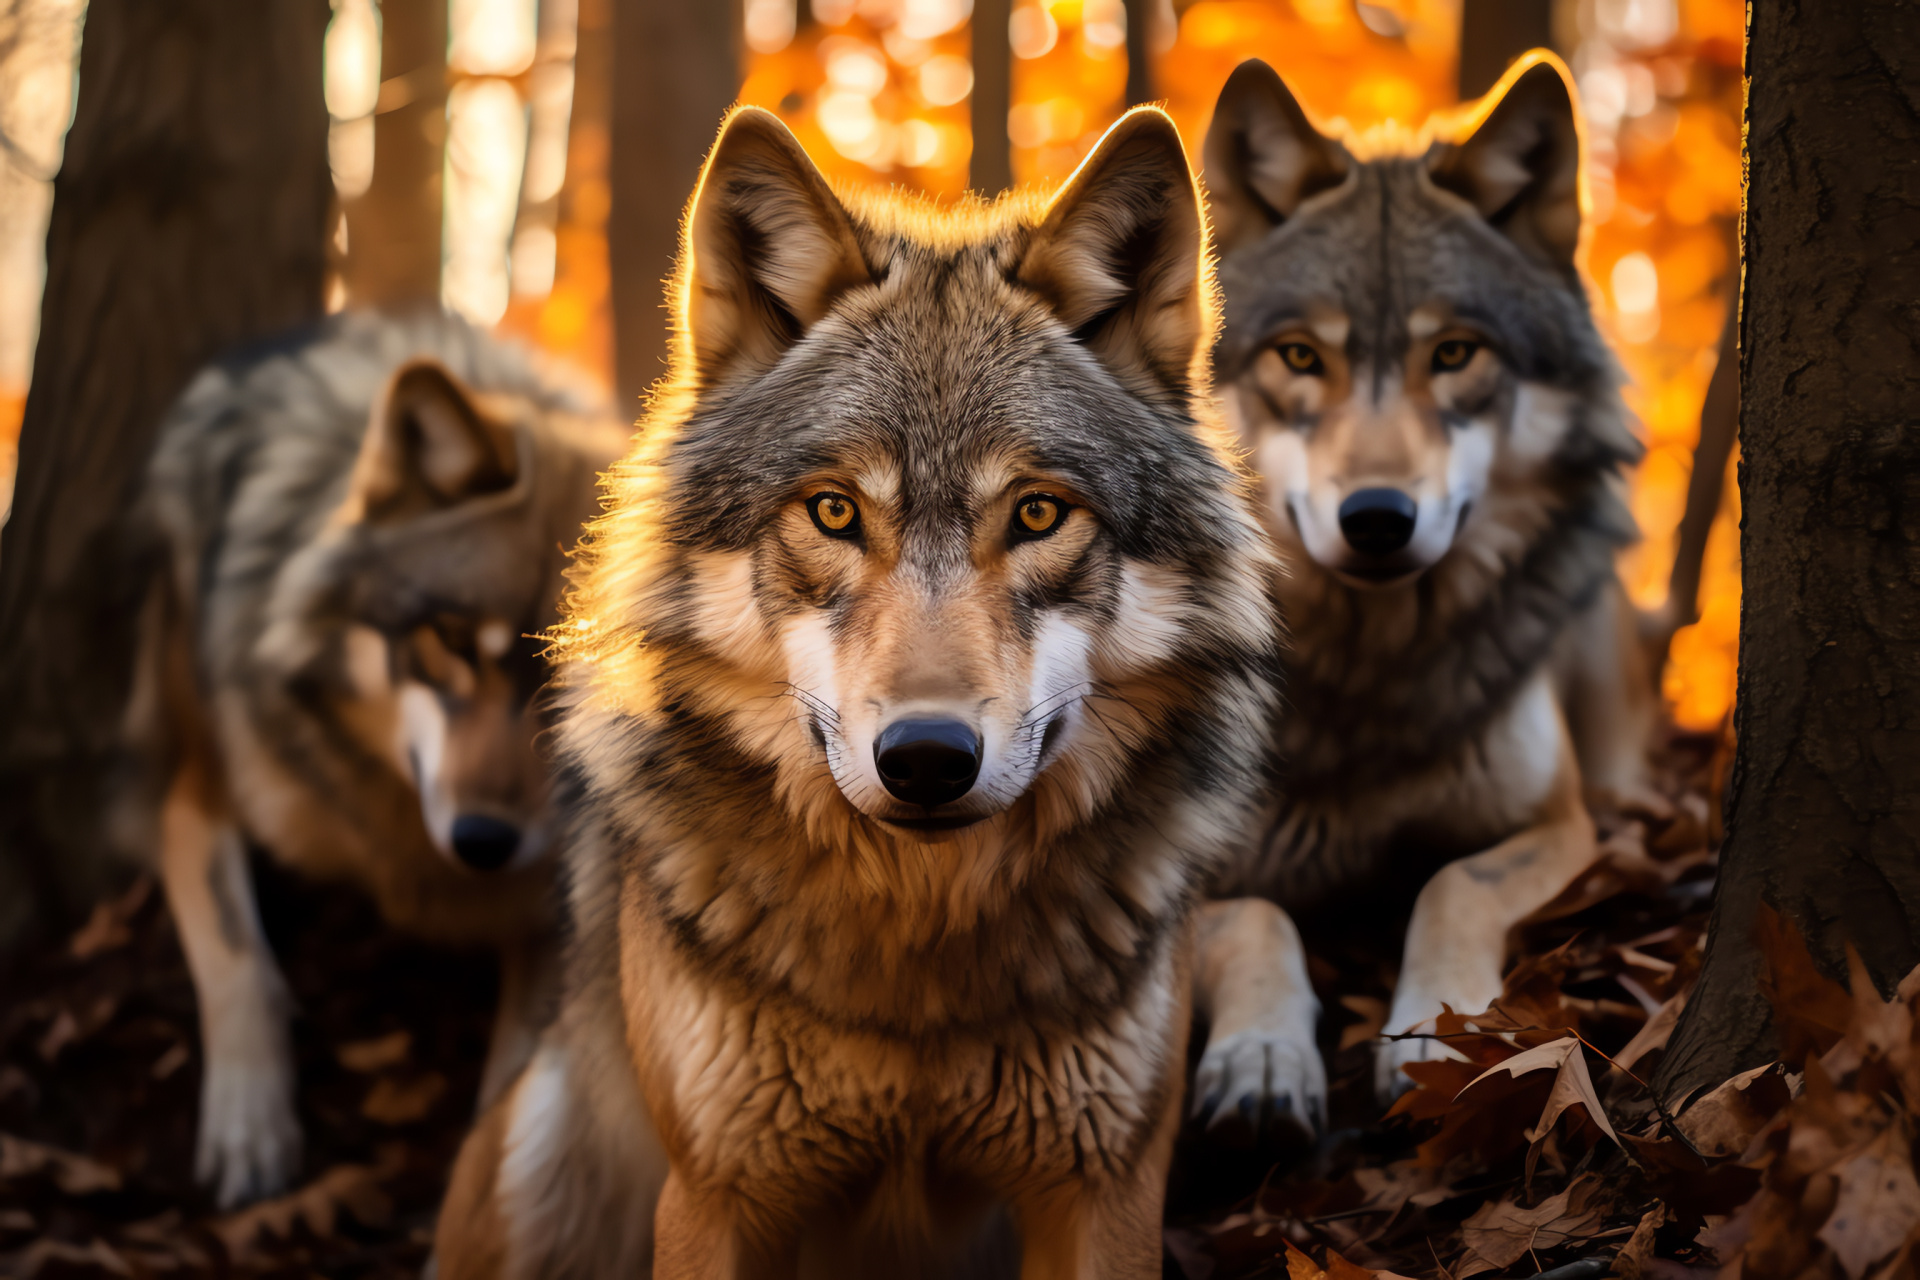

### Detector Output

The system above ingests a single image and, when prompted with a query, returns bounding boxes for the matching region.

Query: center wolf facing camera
[431,104,1311,1279]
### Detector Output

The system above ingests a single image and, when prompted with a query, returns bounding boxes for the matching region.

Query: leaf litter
[0,722,1914,1276]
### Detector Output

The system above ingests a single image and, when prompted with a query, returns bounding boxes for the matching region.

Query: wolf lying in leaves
[1200,51,1657,1117]
[432,105,1316,1277]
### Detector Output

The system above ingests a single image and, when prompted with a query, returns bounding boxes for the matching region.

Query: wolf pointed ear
[1202,60,1351,254]
[683,107,872,385]
[1428,54,1584,267]
[348,361,518,521]
[1017,109,1207,406]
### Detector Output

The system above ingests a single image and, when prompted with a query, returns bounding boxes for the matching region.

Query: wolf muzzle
[874,718,983,807]
[1338,488,1418,555]
[450,814,521,870]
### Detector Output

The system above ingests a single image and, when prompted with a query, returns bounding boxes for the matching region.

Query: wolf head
[558,108,1277,961]
[1206,54,1638,592]
[304,357,618,873]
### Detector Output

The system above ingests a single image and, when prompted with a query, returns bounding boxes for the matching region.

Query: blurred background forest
[0,0,1742,728]
[6,5,1919,1278]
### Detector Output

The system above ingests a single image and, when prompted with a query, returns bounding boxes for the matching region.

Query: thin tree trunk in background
[607,0,737,413]
[969,0,1012,193]
[1654,0,1920,1108]
[0,0,332,950]
[1456,0,1553,99]
[342,0,445,307]
[1651,301,1738,671]
[1123,0,1156,108]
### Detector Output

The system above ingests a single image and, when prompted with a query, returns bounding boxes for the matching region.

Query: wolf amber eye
[1012,495,1066,540]
[1278,343,1324,375]
[808,492,860,538]
[1432,339,1479,372]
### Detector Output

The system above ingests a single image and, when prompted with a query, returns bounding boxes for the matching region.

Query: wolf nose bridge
[1338,488,1418,554]
[874,719,982,807]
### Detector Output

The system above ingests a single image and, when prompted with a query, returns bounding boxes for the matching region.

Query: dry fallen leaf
[212,1148,403,1262]
[1613,991,1686,1074]
[0,1132,122,1194]
[6,1237,134,1278]
[1819,1123,1920,1280]
[36,994,117,1062]
[1458,1037,1620,1146]
[1456,1176,1609,1277]
[150,1040,189,1081]
[361,1070,446,1124]
[1612,1205,1666,1280]
[336,1029,412,1073]
[1675,1062,1794,1158]
[67,877,152,960]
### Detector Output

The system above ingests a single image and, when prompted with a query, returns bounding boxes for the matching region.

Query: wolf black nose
[450,815,520,870]
[875,719,981,807]
[1338,488,1418,555]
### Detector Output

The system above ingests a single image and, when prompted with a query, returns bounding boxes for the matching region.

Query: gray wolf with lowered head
[127,313,624,1205]
[1199,53,1656,1109]
[432,105,1310,1278]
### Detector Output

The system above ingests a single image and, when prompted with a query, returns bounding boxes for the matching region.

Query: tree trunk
[1457,0,1553,100]
[1123,0,1157,109]
[0,0,332,951]
[1654,0,1920,1108]
[969,0,1012,193]
[341,0,445,307]
[607,0,737,412]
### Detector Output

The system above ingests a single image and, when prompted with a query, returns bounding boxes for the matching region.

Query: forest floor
[1,719,1915,1279]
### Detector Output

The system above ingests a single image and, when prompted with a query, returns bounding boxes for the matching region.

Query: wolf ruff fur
[1200,54,1656,1106]
[129,313,625,1205]
[431,106,1313,1278]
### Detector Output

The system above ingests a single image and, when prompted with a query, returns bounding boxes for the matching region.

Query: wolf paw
[1373,1029,1466,1105]
[197,1057,302,1208]
[1191,1026,1327,1146]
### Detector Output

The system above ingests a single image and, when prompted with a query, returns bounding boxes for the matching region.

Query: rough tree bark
[0,0,332,950]
[1655,0,1920,1107]
[607,0,737,412]
[341,0,445,306]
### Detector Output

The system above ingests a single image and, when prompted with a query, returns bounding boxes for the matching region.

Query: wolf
[127,312,625,1206]
[430,105,1314,1278]
[1198,52,1655,1109]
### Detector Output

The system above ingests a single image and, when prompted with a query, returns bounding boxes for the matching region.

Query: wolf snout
[1338,488,1418,555]
[874,719,982,806]
[450,814,521,870]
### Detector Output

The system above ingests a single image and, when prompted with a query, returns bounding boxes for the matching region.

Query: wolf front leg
[653,1172,780,1280]
[1017,1057,1184,1280]
[157,757,300,1207]
[1189,897,1326,1141]
[1374,708,1596,1102]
